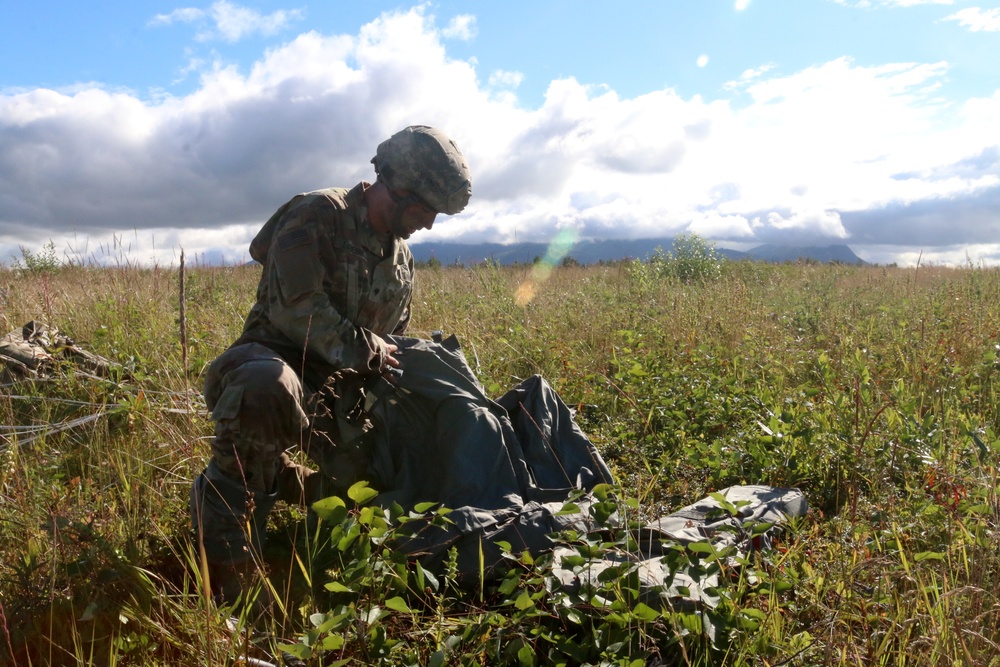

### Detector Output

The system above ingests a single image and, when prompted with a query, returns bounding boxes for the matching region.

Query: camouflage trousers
[190,342,373,565]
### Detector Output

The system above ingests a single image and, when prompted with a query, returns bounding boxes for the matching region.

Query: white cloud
[696,55,709,68]
[488,70,524,88]
[832,0,952,6]
[149,1,303,42]
[725,63,775,89]
[885,0,953,6]
[688,213,754,238]
[442,14,477,40]
[735,0,752,10]
[149,7,206,26]
[944,7,1000,32]
[3,6,1000,266]
[763,210,848,238]
[212,1,302,41]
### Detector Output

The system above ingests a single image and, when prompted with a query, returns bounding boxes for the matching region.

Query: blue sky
[1,1,999,266]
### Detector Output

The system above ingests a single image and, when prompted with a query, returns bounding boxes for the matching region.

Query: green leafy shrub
[12,241,62,274]
[630,234,725,286]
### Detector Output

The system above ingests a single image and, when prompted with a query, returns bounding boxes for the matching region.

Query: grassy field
[2,255,1000,666]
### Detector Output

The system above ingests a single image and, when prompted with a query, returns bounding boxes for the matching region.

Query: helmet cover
[372,126,472,214]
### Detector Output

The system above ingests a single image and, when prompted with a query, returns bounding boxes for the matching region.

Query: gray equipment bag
[356,335,807,604]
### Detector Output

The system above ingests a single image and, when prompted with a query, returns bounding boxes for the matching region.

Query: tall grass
[2,260,1000,665]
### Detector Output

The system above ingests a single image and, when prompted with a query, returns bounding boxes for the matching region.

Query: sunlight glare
[514,229,578,306]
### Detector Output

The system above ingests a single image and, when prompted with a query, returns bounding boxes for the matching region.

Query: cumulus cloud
[758,210,849,241]
[2,5,999,266]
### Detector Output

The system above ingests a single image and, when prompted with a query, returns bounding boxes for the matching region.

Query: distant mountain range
[409,239,866,266]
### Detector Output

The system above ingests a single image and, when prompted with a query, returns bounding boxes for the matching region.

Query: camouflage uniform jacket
[235,182,413,388]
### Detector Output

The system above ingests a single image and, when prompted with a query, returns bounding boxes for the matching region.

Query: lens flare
[514,229,579,306]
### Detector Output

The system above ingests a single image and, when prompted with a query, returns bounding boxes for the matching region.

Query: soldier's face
[388,190,438,239]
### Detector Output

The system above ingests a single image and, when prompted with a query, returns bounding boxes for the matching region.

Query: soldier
[190,125,472,603]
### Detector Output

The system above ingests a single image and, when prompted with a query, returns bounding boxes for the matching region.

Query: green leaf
[314,611,349,634]
[348,481,379,505]
[421,566,440,593]
[277,643,312,660]
[385,596,412,613]
[311,495,348,522]
[556,502,581,516]
[413,501,438,513]
[628,362,648,377]
[559,554,587,568]
[576,544,605,558]
[324,581,353,593]
[688,542,716,554]
[631,602,660,622]
[591,483,613,502]
[499,575,519,596]
[320,634,345,650]
[514,592,535,610]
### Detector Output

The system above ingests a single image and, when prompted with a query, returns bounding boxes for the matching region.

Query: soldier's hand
[381,343,401,382]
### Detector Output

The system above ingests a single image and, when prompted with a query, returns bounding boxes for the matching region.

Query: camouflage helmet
[371,126,472,215]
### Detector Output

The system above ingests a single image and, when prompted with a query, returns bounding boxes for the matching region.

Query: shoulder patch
[277,227,310,251]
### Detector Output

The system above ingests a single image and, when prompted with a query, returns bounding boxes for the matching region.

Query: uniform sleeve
[392,252,414,335]
[265,200,387,374]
